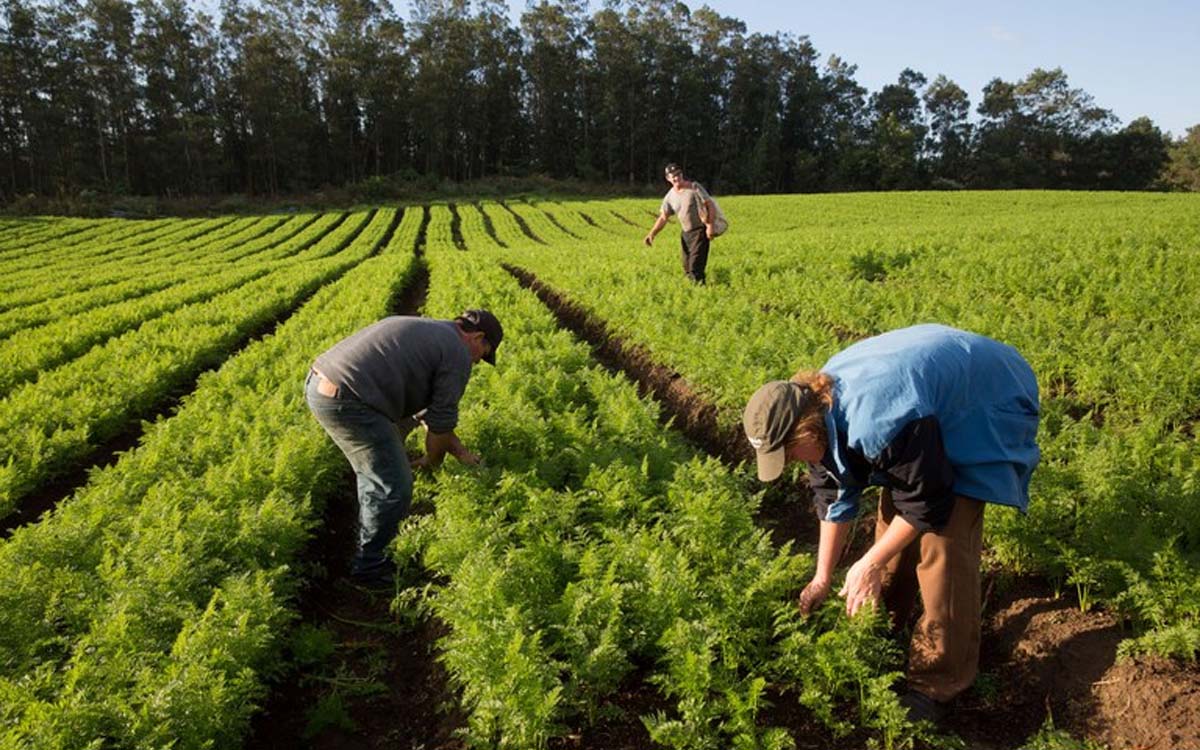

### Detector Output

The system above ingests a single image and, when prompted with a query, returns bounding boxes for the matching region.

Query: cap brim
[756,446,786,482]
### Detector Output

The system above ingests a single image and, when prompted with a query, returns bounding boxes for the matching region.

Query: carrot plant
[394,215,936,750]
[487,190,1200,660]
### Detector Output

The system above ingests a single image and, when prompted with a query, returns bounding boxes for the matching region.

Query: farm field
[0,192,1197,750]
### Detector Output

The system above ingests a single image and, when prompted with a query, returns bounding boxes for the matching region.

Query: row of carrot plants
[0,216,176,265]
[472,191,1200,660]
[0,217,104,256]
[0,214,341,394]
[0,214,298,313]
[0,209,387,519]
[390,208,938,750]
[0,209,424,750]
[0,214,321,339]
[0,215,225,287]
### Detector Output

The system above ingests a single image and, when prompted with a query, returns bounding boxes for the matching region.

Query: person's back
[822,323,1040,509]
[314,316,472,432]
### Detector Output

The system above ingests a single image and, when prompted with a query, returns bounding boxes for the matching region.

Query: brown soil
[950,578,1200,749]
[243,471,467,750]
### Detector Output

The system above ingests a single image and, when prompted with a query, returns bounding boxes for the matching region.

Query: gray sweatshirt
[313,317,472,433]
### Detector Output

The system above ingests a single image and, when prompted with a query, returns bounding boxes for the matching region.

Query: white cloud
[989,25,1021,45]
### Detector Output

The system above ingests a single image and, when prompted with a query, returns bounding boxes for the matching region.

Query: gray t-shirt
[313,317,472,433]
[660,182,712,232]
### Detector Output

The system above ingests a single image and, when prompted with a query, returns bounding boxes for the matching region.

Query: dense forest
[0,0,1194,201]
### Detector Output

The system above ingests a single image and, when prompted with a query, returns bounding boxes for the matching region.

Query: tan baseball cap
[743,381,807,481]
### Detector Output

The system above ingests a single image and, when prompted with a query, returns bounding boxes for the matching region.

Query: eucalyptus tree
[521,0,587,178]
[867,68,928,189]
[820,54,870,190]
[585,2,644,182]
[776,33,824,191]
[1162,124,1200,191]
[408,0,522,180]
[922,74,971,187]
[135,0,221,195]
[0,0,46,193]
[975,67,1115,188]
[216,0,323,194]
[721,32,785,193]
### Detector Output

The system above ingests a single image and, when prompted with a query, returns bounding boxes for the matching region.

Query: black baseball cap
[456,309,504,365]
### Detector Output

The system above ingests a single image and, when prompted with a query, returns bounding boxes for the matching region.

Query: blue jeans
[306,372,413,576]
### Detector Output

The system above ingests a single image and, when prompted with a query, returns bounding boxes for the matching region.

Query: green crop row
[0,217,101,255]
[0,210,387,519]
[0,216,172,265]
[389,208,937,750]
[0,216,223,287]
[473,191,1200,659]
[0,208,423,750]
[0,215,285,313]
[0,214,347,395]
[0,214,321,339]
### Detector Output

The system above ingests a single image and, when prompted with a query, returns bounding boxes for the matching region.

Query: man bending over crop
[743,324,1040,723]
[643,163,724,284]
[306,309,503,586]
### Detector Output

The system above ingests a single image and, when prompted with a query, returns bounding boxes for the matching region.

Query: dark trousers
[680,227,710,284]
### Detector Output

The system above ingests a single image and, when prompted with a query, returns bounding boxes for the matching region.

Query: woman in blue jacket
[743,324,1040,721]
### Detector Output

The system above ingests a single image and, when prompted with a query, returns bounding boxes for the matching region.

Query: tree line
[0,0,1193,201]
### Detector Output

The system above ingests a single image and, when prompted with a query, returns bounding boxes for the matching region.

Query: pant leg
[690,231,710,284]
[680,227,709,284]
[876,489,922,629]
[306,375,413,575]
[906,494,985,702]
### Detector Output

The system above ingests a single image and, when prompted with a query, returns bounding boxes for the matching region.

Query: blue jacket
[811,324,1040,531]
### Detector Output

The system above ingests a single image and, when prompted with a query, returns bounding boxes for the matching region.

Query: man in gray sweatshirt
[306,309,503,583]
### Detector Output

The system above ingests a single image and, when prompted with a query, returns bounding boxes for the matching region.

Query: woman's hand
[798,575,833,616]
[839,556,884,617]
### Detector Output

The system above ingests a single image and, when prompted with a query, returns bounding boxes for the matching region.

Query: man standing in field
[742,324,1040,723]
[306,309,503,585]
[643,163,722,284]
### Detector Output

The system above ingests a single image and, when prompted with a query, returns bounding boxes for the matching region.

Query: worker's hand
[450,444,481,466]
[643,233,655,246]
[705,225,715,239]
[839,556,884,617]
[798,575,832,616]
[411,455,432,471]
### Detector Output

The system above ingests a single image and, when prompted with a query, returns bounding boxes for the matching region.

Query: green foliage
[485,190,1200,658]
[1022,714,1107,750]
[1115,543,1200,661]
[0,207,423,746]
[399,220,928,750]
[6,191,1200,749]
[290,625,338,668]
[303,692,357,739]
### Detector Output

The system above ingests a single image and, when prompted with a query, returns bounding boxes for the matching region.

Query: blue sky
[390,0,1199,137]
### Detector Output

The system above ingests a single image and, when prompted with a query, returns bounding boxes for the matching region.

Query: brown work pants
[876,490,984,702]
